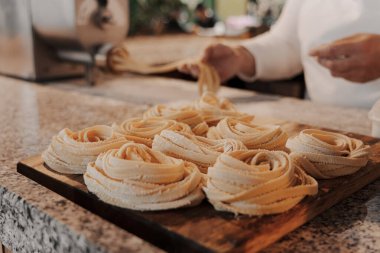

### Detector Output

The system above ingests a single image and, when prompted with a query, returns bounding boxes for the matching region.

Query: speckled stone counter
[0,77,162,253]
[0,74,379,253]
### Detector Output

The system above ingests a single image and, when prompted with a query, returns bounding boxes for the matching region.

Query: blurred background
[129,0,285,36]
[126,0,305,98]
[0,0,305,98]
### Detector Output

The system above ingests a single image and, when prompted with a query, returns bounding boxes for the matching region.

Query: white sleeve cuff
[236,71,257,82]
[240,36,270,80]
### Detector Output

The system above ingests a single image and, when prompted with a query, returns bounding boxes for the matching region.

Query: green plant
[129,0,188,35]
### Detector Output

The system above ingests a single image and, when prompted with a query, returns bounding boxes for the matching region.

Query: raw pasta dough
[152,130,247,173]
[191,92,254,126]
[286,129,369,179]
[143,104,209,136]
[112,117,192,147]
[203,149,318,216]
[84,142,204,211]
[107,44,220,95]
[207,118,288,150]
[42,125,128,174]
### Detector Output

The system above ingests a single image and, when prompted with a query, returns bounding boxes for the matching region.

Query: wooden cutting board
[17,122,380,253]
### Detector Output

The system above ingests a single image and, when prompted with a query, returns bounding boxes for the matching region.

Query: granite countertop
[0,74,379,253]
[0,77,161,253]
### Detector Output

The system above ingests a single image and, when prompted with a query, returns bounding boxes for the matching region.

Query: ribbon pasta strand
[84,142,205,211]
[191,92,254,126]
[286,129,370,179]
[42,125,129,174]
[143,104,209,136]
[203,150,318,216]
[152,130,247,173]
[107,43,220,95]
[112,117,192,147]
[207,118,288,150]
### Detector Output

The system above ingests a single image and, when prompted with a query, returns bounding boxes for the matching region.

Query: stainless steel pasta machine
[0,0,129,85]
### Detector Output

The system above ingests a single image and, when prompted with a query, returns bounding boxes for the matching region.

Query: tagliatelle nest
[286,129,370,179]
[203,149,318,216]
[84,142,205,211]
[42,125,129,174]
[152,130,247,173]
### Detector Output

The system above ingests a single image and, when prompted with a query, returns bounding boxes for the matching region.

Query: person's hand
[178,43,255,82]
[310,33,380,83]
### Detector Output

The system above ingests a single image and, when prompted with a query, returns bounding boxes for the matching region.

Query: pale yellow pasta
[286,129,369,179]
[143,104,209,136]
[207,118,288,150]
[191,92,254,126]
[152,130,247,173]
[108,44,220,95]
[42,125,128,174]
[112,117,192,147]
[84,142,204,211]
[203,149,318,216]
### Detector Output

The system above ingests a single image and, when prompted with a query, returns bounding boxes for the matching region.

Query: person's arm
[309,33,380,83]
[178,0,303,82]
[241,0,304,81]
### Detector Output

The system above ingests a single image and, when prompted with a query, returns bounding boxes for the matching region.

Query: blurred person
[166,8,185,33]
[180,0,380,108]
[194,3,217,28]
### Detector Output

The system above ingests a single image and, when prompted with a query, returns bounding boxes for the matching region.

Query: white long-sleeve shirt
[242,0,380,108]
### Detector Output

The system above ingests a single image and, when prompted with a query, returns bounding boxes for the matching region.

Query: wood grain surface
[17,122,380,253]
